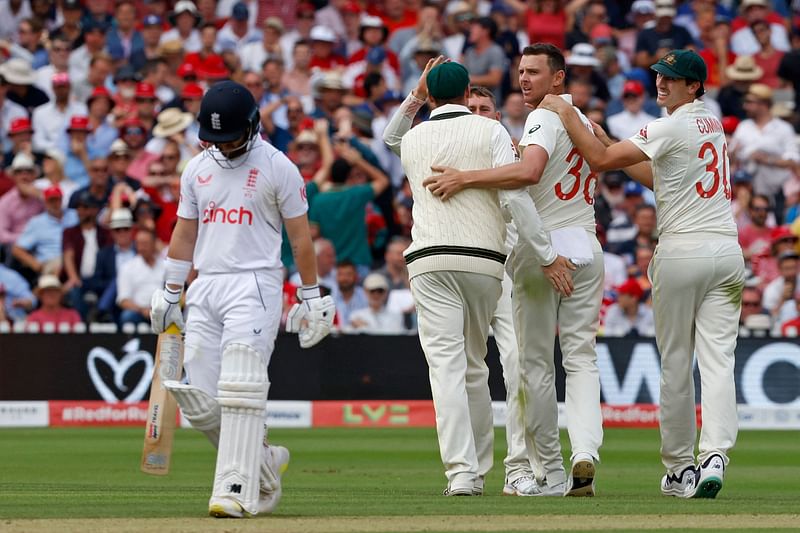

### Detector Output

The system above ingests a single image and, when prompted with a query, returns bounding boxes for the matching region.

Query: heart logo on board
[86,338,154,403]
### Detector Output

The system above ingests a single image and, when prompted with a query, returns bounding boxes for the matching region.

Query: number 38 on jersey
[555,147,598,205]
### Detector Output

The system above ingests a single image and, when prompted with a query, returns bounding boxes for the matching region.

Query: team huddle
[149,45,742,517]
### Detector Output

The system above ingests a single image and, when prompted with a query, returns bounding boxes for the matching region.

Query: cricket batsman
[540,49,745,499]
[150,80,335,517]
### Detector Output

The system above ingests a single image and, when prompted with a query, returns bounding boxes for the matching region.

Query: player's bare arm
[284,214,317,287]
[424,144,550,201]
[589,118,654,189]
[539,95,652,187]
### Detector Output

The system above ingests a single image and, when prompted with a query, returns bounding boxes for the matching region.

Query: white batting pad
[164,381,221,446]
[212,343,268,515]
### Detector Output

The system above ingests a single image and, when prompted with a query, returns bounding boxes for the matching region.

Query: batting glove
[286,285,336,348]
[150,286,185,334]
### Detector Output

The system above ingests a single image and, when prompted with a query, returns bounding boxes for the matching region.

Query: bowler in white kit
[150,81,335,518]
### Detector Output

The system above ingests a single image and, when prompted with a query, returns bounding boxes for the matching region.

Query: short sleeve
[176,158,199,220]
[491,123,517,168]
[628,117,682,161]
[272,153,309,220]
[518,109,558,156]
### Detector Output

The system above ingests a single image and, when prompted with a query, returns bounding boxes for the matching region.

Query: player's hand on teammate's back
[538,94,571,114]
[424,166,467,201]
[541,255,577,297]
[150,287,185,334]
[286,295,336,348]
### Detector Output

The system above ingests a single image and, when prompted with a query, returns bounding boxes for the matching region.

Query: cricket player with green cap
[540,49,745,499]
[384,58,567,497]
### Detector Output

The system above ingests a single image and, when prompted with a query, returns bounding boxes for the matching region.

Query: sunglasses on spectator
[112,227,132,232]
[368,288,386,294]
[124,127,144,135]
[287,107,303,113]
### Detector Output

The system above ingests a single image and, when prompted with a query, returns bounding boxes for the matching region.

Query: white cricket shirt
[177,137,308,274]
[628,100,737,237]
[518,95,597,232]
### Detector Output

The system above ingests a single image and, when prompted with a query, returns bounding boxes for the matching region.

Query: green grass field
[0,427,798,532]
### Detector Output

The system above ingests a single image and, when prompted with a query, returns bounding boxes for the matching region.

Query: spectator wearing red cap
[280,3,316,70]
[32,72,88,153]
[216,1,263,53]
[133,82,159,133]
[605,80,657,141]
[62,116,94,187]
[239,16,285,73]
[0,78,27,151]
[3,117,45,169]
[85,86,119,157]
[11,184,78,284]
[751,226,800,287]
[602,278,655,337]
[339,1,365,58]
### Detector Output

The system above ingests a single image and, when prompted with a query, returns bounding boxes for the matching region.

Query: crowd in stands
[0,0,799,338]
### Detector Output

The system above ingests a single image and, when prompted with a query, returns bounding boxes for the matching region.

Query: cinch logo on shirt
[201,201,254,225]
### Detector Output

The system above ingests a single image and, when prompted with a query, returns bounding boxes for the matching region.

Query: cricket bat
[141,323,184,475]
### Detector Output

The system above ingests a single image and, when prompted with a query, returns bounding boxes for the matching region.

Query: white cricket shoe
[566,455,596,497]
[692,454,724,499]
[258,445,290,514]
[208,497,251,518]
[660,465,697,498]
[503,474,540,496]
[531,480,566,497]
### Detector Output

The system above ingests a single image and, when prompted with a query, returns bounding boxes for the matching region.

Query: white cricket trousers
[182,269,284,397]
[492,272,543,481]
[411,270,502,489]
[509,233,604,485]
[649,233,745,474]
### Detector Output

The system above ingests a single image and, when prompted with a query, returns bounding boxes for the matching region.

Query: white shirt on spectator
[762,274,800,314]
[31,100,88,152]
[606,109,657,142]
[160,29,202,53]
[730,23,790,56]
[0,0,32,41]
[729,116,800,198]
[116,254,165,308]
[347,305,405,334]
[603,252,628,291]
[216,23,262,53]
[80,227,98,279]
[0,98,27,152]
[603,302,655,336]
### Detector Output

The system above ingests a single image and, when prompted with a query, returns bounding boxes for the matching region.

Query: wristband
[164,257,192,287]
[163,285,182,304]
[301,284,321,300]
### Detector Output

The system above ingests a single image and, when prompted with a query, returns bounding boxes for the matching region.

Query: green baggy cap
[651,49,707,95]
[426,62,470,100]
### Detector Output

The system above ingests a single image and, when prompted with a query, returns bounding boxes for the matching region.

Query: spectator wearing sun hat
[25,275,82,329]
[161,0,203,53]
[309,25,347,71]
[0,58,49,114]
[31,72,88,153]
[35,148,79,209]
[238,16,285,73]
[0,153,45,254]
[2,117,46,168]
[602,278,655,337]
